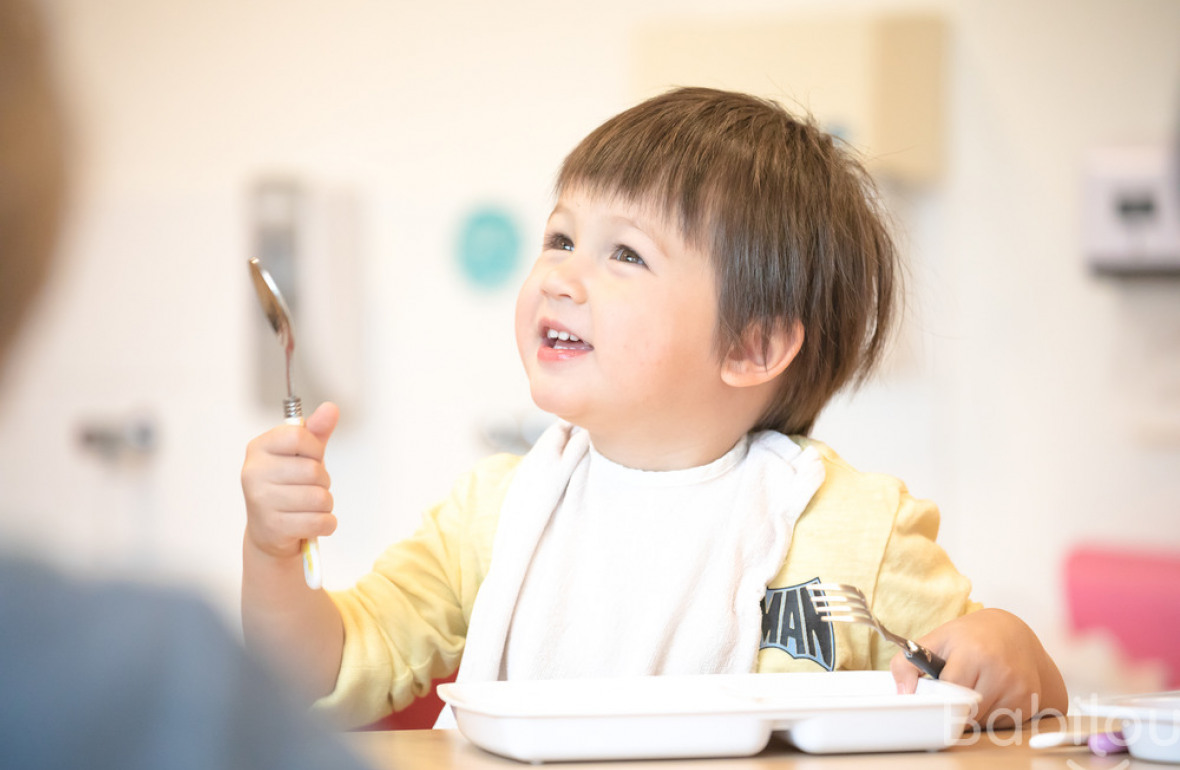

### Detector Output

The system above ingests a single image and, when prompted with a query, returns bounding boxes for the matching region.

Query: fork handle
[903,641,946,679]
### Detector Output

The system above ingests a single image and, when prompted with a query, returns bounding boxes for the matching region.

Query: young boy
[241,87,1066,730]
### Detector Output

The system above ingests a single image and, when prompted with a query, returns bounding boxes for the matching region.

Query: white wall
[941,0,1180,626]
[2,0,1178,655]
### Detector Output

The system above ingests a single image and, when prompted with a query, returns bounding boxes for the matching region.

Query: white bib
[434,422,824,727]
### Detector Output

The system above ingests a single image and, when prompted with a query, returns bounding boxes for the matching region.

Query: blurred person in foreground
[0,1,374,767]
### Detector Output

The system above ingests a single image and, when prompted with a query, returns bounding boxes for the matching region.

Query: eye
[544,232,574,252]
[610,245,647,267]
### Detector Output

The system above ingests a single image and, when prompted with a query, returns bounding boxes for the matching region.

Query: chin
[528,390,578,426]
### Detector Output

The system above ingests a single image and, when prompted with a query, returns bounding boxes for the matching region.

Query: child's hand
[891,608,1067,729]
[241,402,340,561]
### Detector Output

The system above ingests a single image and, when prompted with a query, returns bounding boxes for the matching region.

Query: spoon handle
[301,539,323,590]
[285,414,324,590]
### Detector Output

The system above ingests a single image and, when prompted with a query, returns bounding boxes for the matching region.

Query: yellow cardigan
[314,438,978,728]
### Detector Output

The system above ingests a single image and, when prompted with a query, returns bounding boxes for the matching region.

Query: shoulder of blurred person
[0,553,374,770]
[0,0,68,365]
[0,0,375,767]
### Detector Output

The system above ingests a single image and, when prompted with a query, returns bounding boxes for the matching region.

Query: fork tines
[806,583,874,624]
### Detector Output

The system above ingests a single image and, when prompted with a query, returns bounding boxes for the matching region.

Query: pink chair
[1064,546,1180,687]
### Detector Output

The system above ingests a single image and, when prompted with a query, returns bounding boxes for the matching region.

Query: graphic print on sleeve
[760,577,835,671]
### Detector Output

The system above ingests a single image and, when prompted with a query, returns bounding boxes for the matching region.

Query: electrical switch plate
[1084,143,1180,275]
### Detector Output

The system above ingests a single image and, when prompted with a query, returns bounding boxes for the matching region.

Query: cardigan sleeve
[312,453,518,728]
[867,487,982,671]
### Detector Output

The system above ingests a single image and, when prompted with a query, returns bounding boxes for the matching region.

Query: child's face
[515,186,731,464]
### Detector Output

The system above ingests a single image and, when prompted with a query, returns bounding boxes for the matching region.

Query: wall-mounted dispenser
[249,177,365,417]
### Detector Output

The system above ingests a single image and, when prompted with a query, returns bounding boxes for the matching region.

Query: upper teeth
[547,328,581,343]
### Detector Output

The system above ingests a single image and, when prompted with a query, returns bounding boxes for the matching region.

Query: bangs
[554,100,729,252]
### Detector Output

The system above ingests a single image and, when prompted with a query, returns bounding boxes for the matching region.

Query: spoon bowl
[248,258,300,416]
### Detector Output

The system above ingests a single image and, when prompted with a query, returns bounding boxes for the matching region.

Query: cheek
[618,302,719,375]
[513,279,538,354]
[604,322,673,375]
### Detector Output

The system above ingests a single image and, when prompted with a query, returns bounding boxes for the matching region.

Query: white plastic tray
[1079,690,1180,764]
[438,671,981,763]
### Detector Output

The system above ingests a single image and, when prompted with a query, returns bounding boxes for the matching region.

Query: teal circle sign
[456,206,521,289]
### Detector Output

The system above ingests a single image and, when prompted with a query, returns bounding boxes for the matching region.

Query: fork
[806,583,946,679]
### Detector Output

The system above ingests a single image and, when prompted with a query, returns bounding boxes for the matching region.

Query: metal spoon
[248,257,323,590]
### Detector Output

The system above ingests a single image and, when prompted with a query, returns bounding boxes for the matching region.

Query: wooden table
[349,721,1150,769]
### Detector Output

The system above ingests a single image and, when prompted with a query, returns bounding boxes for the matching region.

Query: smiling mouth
[543,327,593,351]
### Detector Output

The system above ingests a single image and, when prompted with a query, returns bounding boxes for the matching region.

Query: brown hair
[556,87,898,435]
[0,0,67,368]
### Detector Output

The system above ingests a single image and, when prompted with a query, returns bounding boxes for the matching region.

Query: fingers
[890,650,921,695]
[247,402,340,463]
[893,642,993,731]
[246,509,338,561]
[242,480,337,557]
[249,425,327,463]
[244,451,330,489]
[264,510,339,540]
[305,401,340,445]
[895,609,1051,730]
[257,479,334,517]
[967,658,1039,729]
[241,403,341,559]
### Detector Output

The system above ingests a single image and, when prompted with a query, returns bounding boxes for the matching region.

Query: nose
[539,252,587,303]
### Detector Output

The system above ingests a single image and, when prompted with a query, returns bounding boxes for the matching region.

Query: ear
[721,320,804,388]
